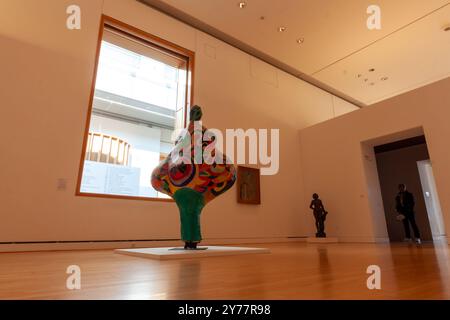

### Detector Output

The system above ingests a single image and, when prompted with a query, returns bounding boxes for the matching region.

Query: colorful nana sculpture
[151,105,236,249]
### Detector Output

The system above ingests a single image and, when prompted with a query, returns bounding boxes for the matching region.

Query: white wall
[0,0,357,245]
[299,77,450,243]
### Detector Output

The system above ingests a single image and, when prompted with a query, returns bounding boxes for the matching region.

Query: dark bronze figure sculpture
[309,193,328,238]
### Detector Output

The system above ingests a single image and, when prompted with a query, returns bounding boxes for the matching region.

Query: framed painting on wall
[237,166,261,204]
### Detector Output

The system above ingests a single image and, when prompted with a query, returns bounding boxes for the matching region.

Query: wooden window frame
[76,15,195,202]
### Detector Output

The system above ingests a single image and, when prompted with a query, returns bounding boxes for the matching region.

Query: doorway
[417,160,446,242]
[374,135,446,242]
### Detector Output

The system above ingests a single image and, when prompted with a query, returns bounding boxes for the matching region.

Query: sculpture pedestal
[115,246,270,260]
[306,237,338,244]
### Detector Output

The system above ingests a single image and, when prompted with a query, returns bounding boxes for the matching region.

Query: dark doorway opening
[374,135,445,243]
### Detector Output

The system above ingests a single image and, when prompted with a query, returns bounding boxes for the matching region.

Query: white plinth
[115,246,271,260]
[306,237,338,244]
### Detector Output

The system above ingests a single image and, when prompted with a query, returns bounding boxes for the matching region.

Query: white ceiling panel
[314,4,450,104]
[142,0,450,105]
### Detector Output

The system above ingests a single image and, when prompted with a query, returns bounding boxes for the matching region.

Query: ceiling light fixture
[278,26,287,32]
[238,2,246,9]
[296,38,305,44]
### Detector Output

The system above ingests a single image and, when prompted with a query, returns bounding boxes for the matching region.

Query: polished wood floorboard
[1,242,449,299]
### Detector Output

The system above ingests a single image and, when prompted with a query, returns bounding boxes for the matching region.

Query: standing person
[395,184,421,244]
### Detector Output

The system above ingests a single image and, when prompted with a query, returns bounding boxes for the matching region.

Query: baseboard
[336,236,390,243]
[374,237,391,243]
[0,236,398,252]
[0,237,307,253]
[432,235,448,243]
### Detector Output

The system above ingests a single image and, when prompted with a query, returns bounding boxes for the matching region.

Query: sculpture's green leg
[173,188,205,242]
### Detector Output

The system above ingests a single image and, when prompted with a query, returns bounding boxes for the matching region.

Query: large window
[77,16,194,201]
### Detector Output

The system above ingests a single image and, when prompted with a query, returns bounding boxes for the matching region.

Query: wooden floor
[1,242,450,299]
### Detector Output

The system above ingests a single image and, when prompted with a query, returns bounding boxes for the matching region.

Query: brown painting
[237,166,261,204]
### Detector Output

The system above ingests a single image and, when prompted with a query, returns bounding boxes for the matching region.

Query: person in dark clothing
[395,184,421,244]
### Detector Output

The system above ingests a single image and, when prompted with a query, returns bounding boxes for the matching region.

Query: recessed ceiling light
[278,26,287,32]
[369,68,375,72]
[381,77,389,81]
[296,38,305,44]
[238,2,246,9]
